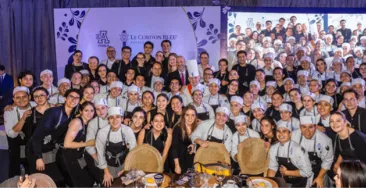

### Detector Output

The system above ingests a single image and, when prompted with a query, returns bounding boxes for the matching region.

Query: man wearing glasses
[342,89,366,134]
[111,46,132,82]
[101,46,117,70]
[29,89,81,186]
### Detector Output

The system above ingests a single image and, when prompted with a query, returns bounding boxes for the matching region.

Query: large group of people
[1,16,366,188]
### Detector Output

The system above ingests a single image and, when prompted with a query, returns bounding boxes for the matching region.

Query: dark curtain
[1,0,365,83]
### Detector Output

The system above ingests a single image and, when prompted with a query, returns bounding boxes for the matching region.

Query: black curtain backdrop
[1,0,366,84]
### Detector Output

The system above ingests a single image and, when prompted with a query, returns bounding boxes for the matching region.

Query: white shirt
[166,92,192,106]
[101,59,116,70]
[94,93,124,107]
[202,94,230,109]
[231,129,260,161]
[190,102,215,120]
[198,65,216,82]
[4,105,32,138]
[86,116,109,155]
[96,125,136,169]
[299,107,318,117]
[120,99,140,114]
[278,118,300,131]
[269,140,313,178]
[191,119,233,153]
[291,130,334,171]
[48,93,65,105]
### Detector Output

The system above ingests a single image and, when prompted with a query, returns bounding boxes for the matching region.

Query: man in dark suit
[337,19,352,42]
[0,65,14,98]
[145,62,163,88]
[165,56,189,91]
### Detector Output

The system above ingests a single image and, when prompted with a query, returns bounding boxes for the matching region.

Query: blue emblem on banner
[120,30,128,47]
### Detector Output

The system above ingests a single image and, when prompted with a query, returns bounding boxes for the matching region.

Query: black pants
[0,149,9,183]
[84,152,103,186]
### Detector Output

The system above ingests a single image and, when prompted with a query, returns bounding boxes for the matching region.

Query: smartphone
[20,164,25,181]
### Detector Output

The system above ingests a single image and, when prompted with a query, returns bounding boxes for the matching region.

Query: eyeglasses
[34,94,47,99]
[67,95,80,101]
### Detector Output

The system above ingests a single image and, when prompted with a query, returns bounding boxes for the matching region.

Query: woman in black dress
[138,113,172,171]
[169,96,184,128]
[171,105,198,174]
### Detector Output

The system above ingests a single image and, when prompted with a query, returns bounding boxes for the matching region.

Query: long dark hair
[339,160,366,187]
[177,105,199,140]
[79,101,96,120]
[131,107,147,127]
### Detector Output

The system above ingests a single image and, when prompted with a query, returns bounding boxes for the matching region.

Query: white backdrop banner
[54,7,221,79]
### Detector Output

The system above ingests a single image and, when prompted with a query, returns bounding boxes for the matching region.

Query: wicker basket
[194,142,231,165]
[237,138,270,175]
[31,173,57,188]
[124,144,164,173]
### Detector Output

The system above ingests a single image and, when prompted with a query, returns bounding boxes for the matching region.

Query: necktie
[181,73,185,85]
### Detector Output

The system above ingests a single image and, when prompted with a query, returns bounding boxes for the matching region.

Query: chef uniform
[183,59,210,96]
[295,70,310,94]
[203,78,230,112]
[120,85,141,119]
[231,115,260,162]
[352,78,366,109]
[268,121,313,188]
[39,69,59,96]
[226,96,245,133]
[190,85,215,121]
[85,98,109,185]
[152,77,166,105]
[283,78,295,102]
[315,95,333,130]
[292,116,334,187]
[49,78,70,105]
[299,92,318,117]
[4,87,33,177]
[191,107,233,153]
[96,107,137,178]
[250,102,266,133]
[279,103,300,131]
[94,81,124,108]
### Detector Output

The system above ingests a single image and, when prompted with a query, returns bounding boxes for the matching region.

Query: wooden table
[112,172,287,188]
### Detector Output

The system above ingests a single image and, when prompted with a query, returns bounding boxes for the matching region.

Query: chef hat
[360,36,366,41]
[276,120,292,132]
[153,77,165,85]
[127,85,140,94]
[341,70,352,77]
[296,46,307,53]
[80,69,90,75]
[300,116,316,125]
[274,39,282,45]
[352,78,365,87]
[40,69,53,77]
[13,86,29,95]
[250,80,260,88]
[57,78,71,87]
[302,92,316,101]
[192,85,205,94]
[208,78,221,86]
[263,48,275,55]
[186,59,199,77]
[332,57,344,64]
[234,115,248,125]
[354,47,363,53]
[318,95,334,107]
[286,36,295,42]
[334,48,343,53]
[279,103,292,113]
[94,98,108,107]
[340,82,351,88]
[216,106,230,116]
[300,56,311,63]
[262,36,272,43]
[251,102,265,112]
[263,53,274,60]
[266,81,277,88]
[230,96,243,106]
[108,107,124,118]
[297,70,309,77]
[283,77,295,84]
[110,81,123,89]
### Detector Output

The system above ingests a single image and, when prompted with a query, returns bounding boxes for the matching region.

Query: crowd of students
[1,16,366,188]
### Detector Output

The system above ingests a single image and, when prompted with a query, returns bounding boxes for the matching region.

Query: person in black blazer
[64,50,88,79]
[165,56,190,91]
[0,64,14,98]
